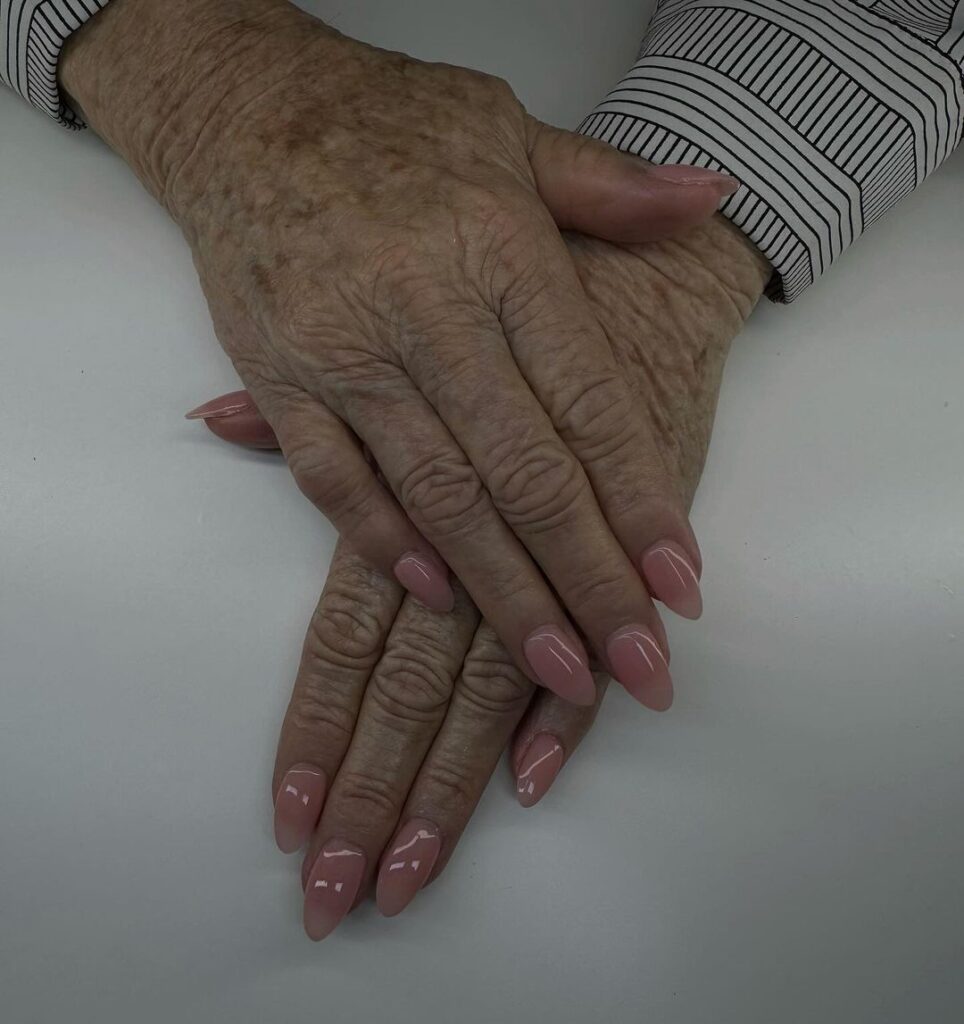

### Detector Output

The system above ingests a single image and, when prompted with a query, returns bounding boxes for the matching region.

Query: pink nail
[303,840,366,942]
[647,164,740,193]
[641,541,703,620]
[273,764,327,854]
[606,624,673,711]
[375,819,441,917]
[393,551,455,613]
[523,626,595,706]
[184,390,254,420]
[515,734,564,808]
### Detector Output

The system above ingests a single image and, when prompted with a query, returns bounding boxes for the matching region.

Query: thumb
[185,389,280,449]
[526,118,738,242]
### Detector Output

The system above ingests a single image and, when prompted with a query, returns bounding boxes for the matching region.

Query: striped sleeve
[1,0,112,129]
[580,1,964,301]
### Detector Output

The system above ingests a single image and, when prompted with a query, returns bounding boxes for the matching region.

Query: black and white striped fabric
[1,0,108,128]
[580,0,964,300]
[3,1,964,298]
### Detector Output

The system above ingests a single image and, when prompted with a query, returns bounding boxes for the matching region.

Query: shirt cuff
[579,0,964,301]
[1,0,113,129]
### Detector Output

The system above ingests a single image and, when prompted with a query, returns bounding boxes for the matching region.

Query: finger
[272,540,404,854]
[510,676,610,809]
[341,371,597,706]
[186,390,279,449]
[256,389,455,614]
[527,117,739,242]
[398,300,675,711]
[300,584,480,941]
[375,621,535,917]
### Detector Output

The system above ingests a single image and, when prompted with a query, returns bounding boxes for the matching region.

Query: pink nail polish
[375,819,441,917]
[303,840,366,942]
[606,624,673,711]
[515,734,564,808]
[393,551,455,613]
[523,626,595,706]
[184,390,254,420]
[273,764,327,854]
[641,541,703,620]
[647,164,741,193]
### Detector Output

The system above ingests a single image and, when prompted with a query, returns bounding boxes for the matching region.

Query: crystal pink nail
[375,819,441,917]
[393,551,455,613]
[647,164,740,193]
[606,624,673,711]
[184,390,254,420]
[641,541,703,620]
[523,626,595,706]
[303,840,366,942]
[515,734,564,808]
[273,764,327,854]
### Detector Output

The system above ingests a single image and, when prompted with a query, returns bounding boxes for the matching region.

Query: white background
[1,2,962,1021]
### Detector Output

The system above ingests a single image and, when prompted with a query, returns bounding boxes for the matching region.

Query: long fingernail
[375,819,441,917]
[393,551,455,613]
[515,734,564,808]
[184,391,254,420]
[606,624,673,711]
[523,626,595,706]
[303,840,366,942]
[647,164,740,193]
[273,764,327,854]
[641,541,703,620]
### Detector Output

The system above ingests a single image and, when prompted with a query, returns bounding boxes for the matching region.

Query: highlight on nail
[522,625,596,706]
[376,818,442,917]
[392,550,455,613]
[303,840,366,942]
[515,734,564,808]
[605,623,673,712]
[641,540,703,620]
[273,764,327,854]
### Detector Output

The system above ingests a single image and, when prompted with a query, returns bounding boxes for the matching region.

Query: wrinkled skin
[201,218,771,936]
[62,0,739,710]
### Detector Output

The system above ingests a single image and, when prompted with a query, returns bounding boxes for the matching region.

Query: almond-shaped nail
[515,734,564,808]
[393,551,455,613]
[523,626,595,706]
[647,164,740,193]
[606,624,673,711]
[303,840,366,942]
[376,819,441,917]
[641,541,703,620]
[273,764,327,854]
[185,390,254,420]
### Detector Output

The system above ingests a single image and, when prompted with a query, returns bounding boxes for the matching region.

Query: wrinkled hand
[198,216,770,938]
[62,0,738,708]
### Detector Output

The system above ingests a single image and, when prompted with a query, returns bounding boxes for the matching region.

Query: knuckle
[419,756,479,810]
[286,440,373,521]
[368,641,454,725]
[333,769,401,826]
[559,565,629,619]
[303,586,386,670]
[460,640,533,715]
[553,373,637,456]
[287,688,356,746]
[398,451,489,537]
[486,438,586,532]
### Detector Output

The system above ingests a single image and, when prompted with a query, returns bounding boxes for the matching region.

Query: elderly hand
[197,215,770,938]
[61,0,737,709]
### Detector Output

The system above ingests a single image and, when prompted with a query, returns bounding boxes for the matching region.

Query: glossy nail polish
[523,626,596,706]
[606,624,673,711]
[273,764,327,854]
[641,541,703,620]
[184,390,254,420]
[303,840,366,942]
[515,734,564,808]
[393,551,456,613]
[375,819,441,917]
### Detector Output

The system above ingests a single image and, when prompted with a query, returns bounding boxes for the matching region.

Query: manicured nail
[303,840,366,942]
[515,734,564,808]
[647,164,740,193]
[273,764,327,854]
[184,390,254,420]
[641,541,703,620]
[375,819,441,917]
[606,624,673,711]
[523,626,595,706]
[393,551,455,613]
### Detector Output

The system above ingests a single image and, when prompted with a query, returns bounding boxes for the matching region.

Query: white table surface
[2,3,962,1022]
